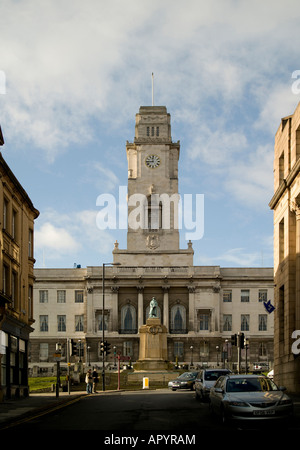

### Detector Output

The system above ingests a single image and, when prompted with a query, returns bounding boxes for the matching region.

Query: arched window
[170,304,186,333]
[146,195,162,230]
[121,304,137,333]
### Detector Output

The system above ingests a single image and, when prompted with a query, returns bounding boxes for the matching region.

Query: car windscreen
[178,372,198,379]
[226,377,278,392]
[204,371,229,381]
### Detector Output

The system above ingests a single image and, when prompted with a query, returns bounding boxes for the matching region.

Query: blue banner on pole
[263,300,275,314]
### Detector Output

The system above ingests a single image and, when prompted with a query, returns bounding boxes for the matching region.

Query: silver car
[210,374,293,424]
[195,368,232,401]
[168,371,199,391]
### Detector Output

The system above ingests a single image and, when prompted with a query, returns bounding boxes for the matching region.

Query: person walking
[92,367,99,393]
[85,369,93,394]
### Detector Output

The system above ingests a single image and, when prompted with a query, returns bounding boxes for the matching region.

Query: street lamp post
[102,262,121,391]
[190,345,194,367]
[216,345,219,366]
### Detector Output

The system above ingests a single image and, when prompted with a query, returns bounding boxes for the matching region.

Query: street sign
[53,353,61,361]
[118,355,131,361]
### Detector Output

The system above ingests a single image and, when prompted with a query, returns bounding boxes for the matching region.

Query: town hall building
[29,106,274,374]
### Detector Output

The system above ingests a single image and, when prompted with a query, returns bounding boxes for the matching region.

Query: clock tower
[113,105,193,266]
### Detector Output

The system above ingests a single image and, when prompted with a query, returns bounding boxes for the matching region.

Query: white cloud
[35,222,80,255]
[34,208,116,266]
[198,247,263,267]
[1,0,300,161]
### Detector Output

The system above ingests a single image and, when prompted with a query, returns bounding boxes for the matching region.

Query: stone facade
[0,149,39,400]
[269,101,300,393]
[30,265,274,373]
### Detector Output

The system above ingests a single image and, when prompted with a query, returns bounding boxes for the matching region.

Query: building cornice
[269,157,300,210]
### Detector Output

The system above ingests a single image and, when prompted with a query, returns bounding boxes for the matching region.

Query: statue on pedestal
[149,297,158,318]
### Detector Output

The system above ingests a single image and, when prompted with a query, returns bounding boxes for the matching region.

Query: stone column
[162,286,170,330]
[137,286,144,328]
[187,285,195,332]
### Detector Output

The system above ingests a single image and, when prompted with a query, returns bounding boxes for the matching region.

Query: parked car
[209,374,293,424]
[168,371,199,391]
[195,368,232,401]
[252,362,269,372]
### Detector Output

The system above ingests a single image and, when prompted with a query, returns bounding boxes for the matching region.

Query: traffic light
[70,339,78,356]
[239,332,245,349]
[231,334,237,346]
[104,341,111,355]
[100,341,105,354]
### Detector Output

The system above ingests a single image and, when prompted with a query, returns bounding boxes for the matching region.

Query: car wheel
[172,388,176,391]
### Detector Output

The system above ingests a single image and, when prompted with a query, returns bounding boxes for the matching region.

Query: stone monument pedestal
[134,318,169,371]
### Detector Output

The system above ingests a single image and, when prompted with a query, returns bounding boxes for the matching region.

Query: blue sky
[1,0,300,269]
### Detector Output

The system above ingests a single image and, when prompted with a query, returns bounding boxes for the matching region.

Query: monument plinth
[135,297,169,370]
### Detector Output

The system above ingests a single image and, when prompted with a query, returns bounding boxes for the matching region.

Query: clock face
[145,154,161,168]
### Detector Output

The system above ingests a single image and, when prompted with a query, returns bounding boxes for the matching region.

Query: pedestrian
[92,367,99,393]
[85,369,93,393]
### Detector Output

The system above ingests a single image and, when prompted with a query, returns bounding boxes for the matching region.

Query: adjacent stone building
[269,101,300,393]
[29,106,274,374]
[0,133,39,400]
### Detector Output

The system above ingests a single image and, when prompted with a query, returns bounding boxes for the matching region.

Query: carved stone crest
[146,234,160,250]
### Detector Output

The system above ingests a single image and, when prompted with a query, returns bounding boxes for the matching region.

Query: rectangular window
[39,290,48,303]
[3,264,8,296]
[223,314,232,331]
[57,315,66,332]
[199,341,209,357]
[75,315,84,332]
[75,290,84,303]
[241,289,250,302]
[3,198,8,230]
[28,229,33,258]
[223,290,232,302]
[123,341,133,357]
[279,218,284,263]
[258,289,267,302]
[39,343,49,361]
[147,126,150,136]
[97,313,108,331]
[11,271,17,309]
[279,151,284,182]
[259,314,267,331]
[40,315,48,332]
[241,314,250,331]
[12,210,17,240]
[57,290,66,303]
[199,314,209,331]
[174,342,184,358]
[156,126,159,136]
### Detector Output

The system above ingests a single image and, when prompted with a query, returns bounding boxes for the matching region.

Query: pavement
[0,390,89,429]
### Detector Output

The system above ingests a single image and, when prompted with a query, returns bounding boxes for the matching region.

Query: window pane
[57,315,66,332]
[39,290,48,303]
[223,290,232,302]
[57,290,66,303]
[40,315,48,332]
[241,290,250,302]
[75,290,84,302]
